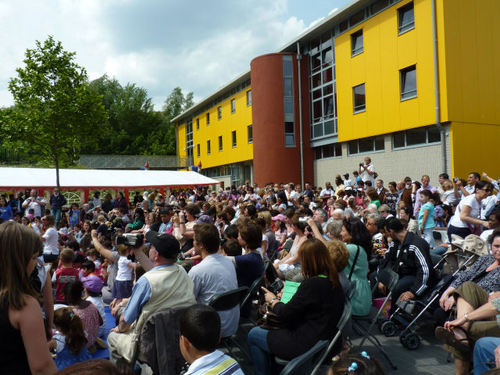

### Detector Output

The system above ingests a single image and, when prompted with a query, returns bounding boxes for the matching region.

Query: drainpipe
[431,0,447,174]
[296,42,305,188]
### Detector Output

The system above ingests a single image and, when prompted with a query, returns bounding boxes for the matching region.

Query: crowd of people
[0,159,499,375]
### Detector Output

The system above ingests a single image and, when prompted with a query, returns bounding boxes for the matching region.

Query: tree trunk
[55,154,60,190]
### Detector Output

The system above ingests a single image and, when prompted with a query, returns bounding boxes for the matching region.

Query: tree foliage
[87,78,193,155]
[1,36,106,186]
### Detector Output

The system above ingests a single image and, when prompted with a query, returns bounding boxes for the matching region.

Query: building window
[371,0,389,15]
[393,126,441,149]
[285,122,295,146]
[350,9,365,26]
[398,2,415,34]
[217,106,222,120]
[207,140,211,155]
[348,136,384,155]
[351,30,363,56]
[196,119,199,130]
[314,143,342,160]
[232,130,237,148]
[283,55,295,147]
[186,120,193,163]
[400,65,417,100]
[231,99,236,113]
[196,144,200,158]
[206,112,210,125]
[246,90,252,106]
[309,32,337,140]
[353,83,366,113]
[218,136,223,151]
[247,125,253,143]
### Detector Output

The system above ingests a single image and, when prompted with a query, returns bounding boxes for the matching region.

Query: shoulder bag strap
[348,245,360,281]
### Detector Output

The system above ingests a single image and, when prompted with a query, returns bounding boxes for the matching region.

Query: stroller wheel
[400,332,420,350]
[380,320,397,337]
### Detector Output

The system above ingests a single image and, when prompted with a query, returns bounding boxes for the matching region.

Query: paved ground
[231,319,456,375]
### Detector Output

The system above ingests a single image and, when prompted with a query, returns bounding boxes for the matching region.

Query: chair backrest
[280,340,329,375]
[377,268,399,292]
[137,306,192,375]
[208,286,249,311]
[241,275,264,308]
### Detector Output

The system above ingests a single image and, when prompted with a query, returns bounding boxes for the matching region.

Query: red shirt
[54,267,80,303]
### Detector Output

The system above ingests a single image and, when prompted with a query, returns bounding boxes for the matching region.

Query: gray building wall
[313,125,451,187]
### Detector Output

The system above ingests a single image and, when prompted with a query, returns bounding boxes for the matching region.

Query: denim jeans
[248,326,272,375]
[51,208,62,227]
[473,336,500,375]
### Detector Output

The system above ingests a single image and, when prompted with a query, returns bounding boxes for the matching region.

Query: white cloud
[0,0,320,110]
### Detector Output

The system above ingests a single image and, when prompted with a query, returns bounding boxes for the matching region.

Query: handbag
[257,304,284,330]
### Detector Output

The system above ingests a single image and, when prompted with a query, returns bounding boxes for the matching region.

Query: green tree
[1,36,106,187]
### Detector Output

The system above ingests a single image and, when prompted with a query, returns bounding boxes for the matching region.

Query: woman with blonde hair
[0,221,57,374]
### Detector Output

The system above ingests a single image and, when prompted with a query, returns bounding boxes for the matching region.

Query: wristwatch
[464,312,470,322]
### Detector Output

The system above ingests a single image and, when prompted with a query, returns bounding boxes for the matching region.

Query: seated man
[179,304,243,375]
[188,223,239,338]
[107,231,196,363]
[377,218,437,309]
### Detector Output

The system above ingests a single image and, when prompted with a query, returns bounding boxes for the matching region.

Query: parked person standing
[50,188,67,227]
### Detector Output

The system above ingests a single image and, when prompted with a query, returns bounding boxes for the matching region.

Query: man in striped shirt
[180,304,243,375]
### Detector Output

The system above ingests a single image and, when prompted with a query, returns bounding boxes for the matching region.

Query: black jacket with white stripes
[380,231,437,296]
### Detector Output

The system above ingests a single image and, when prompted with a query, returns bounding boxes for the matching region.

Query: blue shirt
[188,254,239,337]
[0,205,13,221]
[185,350,243,375]
[122,264,172,324]
[418,202,435,229]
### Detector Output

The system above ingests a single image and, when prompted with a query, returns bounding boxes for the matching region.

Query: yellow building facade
[175,0,500,187]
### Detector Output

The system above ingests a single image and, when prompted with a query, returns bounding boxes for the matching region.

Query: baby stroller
[378,234,489,350]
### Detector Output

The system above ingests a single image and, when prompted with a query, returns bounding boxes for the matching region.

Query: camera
[116,233,144,248]
[453,177,459,183]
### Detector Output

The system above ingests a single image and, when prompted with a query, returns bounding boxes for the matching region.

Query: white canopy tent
[0,168,220,199]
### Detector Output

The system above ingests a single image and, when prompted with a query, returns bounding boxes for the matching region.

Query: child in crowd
[68,203,80,228]
[329,352,384,375]
[111,244,135,307]
[50,307,91,370]
[179,304,243,375]
[81,262,107,338]
[418,190,436,248]
[53,249,80,304]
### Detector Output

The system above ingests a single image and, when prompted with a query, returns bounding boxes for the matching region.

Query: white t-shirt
[360,164,375,185]
[449,194,481,228]
[43,227,59,255]
[116,256,134,281]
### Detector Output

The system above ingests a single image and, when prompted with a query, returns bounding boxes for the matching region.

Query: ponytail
[54,307,87,354]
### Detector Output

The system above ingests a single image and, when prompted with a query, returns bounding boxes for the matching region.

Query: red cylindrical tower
[250,53,313,186]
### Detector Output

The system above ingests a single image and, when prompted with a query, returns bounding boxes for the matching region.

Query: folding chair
[275,340,329,375]
[311,300,353,375]
[208,286,249,358]
[352,268,399,370]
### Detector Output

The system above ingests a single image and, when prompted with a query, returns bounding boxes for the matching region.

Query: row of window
[196,126,253,157]
[314,126,441,159]
[194,91,251,130]
[350,2,414,58]
[352,64,416,113]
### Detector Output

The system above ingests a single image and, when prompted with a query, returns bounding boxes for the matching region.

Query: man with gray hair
[313,208,328,231]
[332,208,345,221]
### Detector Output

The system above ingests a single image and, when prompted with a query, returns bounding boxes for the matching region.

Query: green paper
[280,281,301,304]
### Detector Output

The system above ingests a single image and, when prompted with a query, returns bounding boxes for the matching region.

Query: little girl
[68,203,80,228]
[418,190,436,248]
[112,244,135,306]
[51,307,91,370]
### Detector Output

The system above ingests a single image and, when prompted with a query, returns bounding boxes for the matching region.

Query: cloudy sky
[0,0,350,110]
